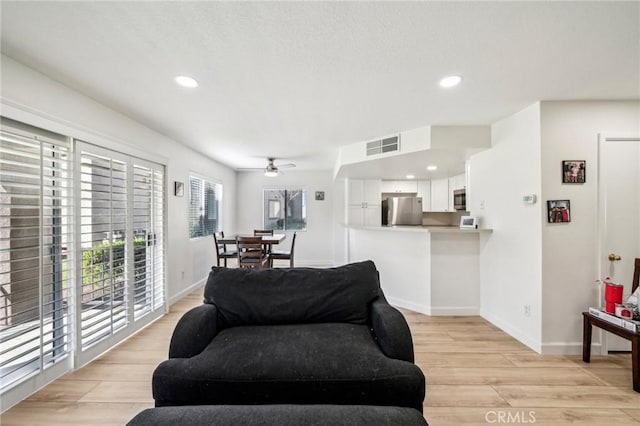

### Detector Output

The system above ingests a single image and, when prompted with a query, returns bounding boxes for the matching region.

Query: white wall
[469,103,543,352]
[236,170,334,266]
[539,101,640,353]
[348,227,431,313]
[469,100,640,355]
[430,232,480,316]
[1,54,237,304]
[332,178,348,266]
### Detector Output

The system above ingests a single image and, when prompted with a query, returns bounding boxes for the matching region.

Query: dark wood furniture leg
[583,314,592,363]
[583,312,639,392]
[633,333,640,392]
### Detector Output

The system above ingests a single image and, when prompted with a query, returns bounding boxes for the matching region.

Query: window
[0,119,73,391]
[189,176,222,238]
[263,189,307,231]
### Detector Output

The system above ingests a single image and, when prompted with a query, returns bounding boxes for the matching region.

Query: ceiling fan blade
[236,158,295,172]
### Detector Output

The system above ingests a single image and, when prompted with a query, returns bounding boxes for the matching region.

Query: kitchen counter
[346,224,489,316]
[348,224,492,234]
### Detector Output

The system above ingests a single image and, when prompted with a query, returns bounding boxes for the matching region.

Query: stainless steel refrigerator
[382,197,423,226]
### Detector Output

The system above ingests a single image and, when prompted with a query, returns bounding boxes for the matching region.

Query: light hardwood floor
[2,290,640,425]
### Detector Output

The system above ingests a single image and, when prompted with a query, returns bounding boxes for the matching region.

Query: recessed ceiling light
[439,75,462,88]
[426,165,438,171]
[175,75,199,88]
[406,174,415,179]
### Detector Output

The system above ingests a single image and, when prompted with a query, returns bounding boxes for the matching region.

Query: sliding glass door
[0,119,166,409]
[0,120,73,394]
[75,142,165,366]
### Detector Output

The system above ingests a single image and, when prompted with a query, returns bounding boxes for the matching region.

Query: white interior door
[598,135,640,352]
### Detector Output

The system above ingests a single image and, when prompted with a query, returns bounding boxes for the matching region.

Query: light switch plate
[522,194,537,204]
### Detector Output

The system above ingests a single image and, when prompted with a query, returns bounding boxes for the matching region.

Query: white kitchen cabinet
[451,173,465,190]
[416,180,431,212]
[381,180,418,193]
[348,179,381,226]
[349,179,381,205]
[348,204,381,226]
[430,178,450,212]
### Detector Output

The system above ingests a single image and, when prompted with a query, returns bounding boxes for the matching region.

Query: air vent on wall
[366,136,399,156]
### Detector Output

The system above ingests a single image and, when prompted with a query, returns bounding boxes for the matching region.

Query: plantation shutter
[152,169,164,311]
[132,164,164,320]
[0,120,73,391]
[76,142,165,365]
[79,152,128,349]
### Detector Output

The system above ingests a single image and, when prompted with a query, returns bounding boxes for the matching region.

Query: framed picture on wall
[562,160,586,183]
[547,199,571,223]
[174,181,184,197]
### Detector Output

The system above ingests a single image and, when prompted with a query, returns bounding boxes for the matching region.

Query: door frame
[597,133,640,354]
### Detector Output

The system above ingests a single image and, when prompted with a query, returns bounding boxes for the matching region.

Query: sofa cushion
[153,323,425,410]
[203,260,380,326]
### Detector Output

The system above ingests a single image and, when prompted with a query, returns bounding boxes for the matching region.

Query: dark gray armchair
[152,261,425,411]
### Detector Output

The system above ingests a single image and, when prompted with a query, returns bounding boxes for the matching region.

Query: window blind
[0,124,73,391]
[132,165,164,319]
[152,169,164,311]
[189,176,220,239]
[79,152,128,349]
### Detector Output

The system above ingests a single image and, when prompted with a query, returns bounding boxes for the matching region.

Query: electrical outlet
[524,305,531,317]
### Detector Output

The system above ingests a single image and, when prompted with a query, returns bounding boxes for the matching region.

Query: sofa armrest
[370,300,415,363]
[169,304,219,359]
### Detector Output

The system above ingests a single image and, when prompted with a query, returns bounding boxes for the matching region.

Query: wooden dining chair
[253,229,274,255]
[236,236,270,269]
[270,232,297,268]
[213,231,236,267]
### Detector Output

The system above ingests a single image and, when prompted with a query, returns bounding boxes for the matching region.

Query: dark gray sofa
[152,261,426,411]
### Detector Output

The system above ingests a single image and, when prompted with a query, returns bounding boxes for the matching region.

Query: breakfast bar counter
[346,225,492,315]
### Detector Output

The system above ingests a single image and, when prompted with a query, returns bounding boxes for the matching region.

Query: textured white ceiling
[1,1,638,172]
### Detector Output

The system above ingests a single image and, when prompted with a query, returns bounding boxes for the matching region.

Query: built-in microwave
[453,189,466,211]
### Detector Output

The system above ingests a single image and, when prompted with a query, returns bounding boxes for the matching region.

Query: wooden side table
[582,311,640,392]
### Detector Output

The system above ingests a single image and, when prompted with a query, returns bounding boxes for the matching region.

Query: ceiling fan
[238,157,296,177]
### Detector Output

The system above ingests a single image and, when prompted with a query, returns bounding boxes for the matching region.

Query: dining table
[218,233,286,247]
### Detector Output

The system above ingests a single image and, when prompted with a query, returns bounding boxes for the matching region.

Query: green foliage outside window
[81,238,147,302]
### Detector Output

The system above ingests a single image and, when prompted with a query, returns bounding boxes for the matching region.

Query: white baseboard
[293,260,334,268]
[480,308,542,353]
[387,296,431,316]
[541,341,602,355]
[387,297,479,317]
[168,277,207,306]
[429,306,480,316]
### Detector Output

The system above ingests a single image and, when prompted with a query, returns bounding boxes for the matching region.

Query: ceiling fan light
[264,169,278,177]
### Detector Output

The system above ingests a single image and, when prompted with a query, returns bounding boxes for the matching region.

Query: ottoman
[127,405,428,425]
